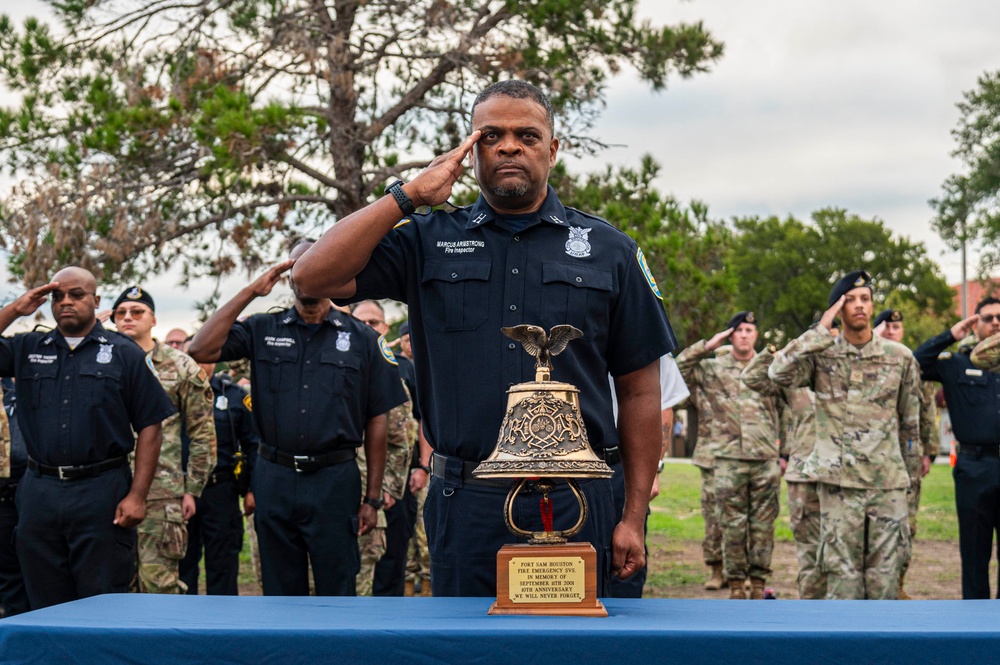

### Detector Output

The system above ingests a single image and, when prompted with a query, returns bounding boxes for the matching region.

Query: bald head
[52,266,97,292]
[49,266,99,336]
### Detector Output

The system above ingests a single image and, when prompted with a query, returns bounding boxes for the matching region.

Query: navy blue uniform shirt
[218,306,407,454]
[349,186,677,462]
[914,329,1000,446]
[0,322,175,466]
[183,373,261,473]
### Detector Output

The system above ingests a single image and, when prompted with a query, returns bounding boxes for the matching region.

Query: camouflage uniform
[136,342,217,595]
[744,350,825,599]
[678,341,782,584]
[405,485,430,591]
[0,385,8,480]
[677,348,729,567]
[356,381,415,596]
[768,327,921,599]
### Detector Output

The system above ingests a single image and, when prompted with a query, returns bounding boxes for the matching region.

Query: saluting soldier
[678,312,782,599]
[873,308,939,599]
[768,271,922,600]
[291,80,676,597]
[188,240,407,596]
[0,267,174,609]
[112,286,217,595]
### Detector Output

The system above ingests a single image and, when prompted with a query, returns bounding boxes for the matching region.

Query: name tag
[966,368,984,377]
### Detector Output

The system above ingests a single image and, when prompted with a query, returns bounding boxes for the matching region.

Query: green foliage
[730,209,955,346]
[0,1,723,288]
[549,156,737,346]
[933,71,1000,275]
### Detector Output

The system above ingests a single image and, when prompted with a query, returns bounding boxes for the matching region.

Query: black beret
[828,270,873,307]
[111,286,155,321]
[873,308,903,328]
[399,321,410,336]
[728,311,758,330]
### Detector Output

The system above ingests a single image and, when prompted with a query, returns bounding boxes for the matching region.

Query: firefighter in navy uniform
[0,267,173,610]
[180,367,261,595]
[189,241,407,596]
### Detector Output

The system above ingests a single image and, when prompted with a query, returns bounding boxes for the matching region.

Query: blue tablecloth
[1,595,998,664]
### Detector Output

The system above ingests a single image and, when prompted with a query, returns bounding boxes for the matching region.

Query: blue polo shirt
[0,322,175,466]
[349,185,677,462]
[217,306,407,454]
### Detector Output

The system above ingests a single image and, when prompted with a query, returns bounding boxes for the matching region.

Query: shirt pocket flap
[542,262,613,291]
[421,260,492,284]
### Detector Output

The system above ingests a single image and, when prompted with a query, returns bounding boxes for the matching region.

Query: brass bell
[473,324,613,545]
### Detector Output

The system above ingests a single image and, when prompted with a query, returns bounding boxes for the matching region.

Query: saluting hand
[250,259,296,298]
[951,314,979,341]
[705,327,734,352]
[11,282,59,317]
[406,131,482,209]
[820,296,845,332]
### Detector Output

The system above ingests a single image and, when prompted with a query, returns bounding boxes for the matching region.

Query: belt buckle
[292,455,311,473]
[57,466,71,480]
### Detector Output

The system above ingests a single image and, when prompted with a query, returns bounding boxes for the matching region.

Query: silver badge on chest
[336,331,351,352]
[96,344,114,364]
[565,226,592,258]
[215,395,229,410]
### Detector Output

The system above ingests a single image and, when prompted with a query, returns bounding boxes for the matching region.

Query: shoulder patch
[378,335,398,365]
[145,356,159,378]
[393,218,412,229]
[636,247,662,300]
[242,393,252,412]
[938,351,952,360]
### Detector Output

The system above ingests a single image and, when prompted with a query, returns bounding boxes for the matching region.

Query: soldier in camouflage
[744,334,826,599]
[678,311,782,600]
[768,271,922,600]
[873,308,940,599]
[112,287,217,594]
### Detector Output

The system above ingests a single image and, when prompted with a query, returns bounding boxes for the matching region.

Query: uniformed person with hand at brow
[0,268,174,609]
[291,80,676,597]
[111,286,218,595]
[188,240,407,596]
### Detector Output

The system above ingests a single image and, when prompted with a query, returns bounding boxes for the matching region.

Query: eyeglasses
[115,307,149,320]
[165,339,185,348]
[980,314,1000,324]
[51,290,93,302]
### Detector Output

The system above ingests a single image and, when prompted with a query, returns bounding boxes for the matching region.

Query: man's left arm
[359,413,387,536]
[613,359,661,580]
[181,362,218,499]
[115,423,162,527]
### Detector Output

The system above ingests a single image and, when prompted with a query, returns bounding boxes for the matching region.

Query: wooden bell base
[488,542,607,617]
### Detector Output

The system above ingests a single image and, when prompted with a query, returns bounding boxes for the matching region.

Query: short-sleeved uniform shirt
[217,306,406,454]
[0,322,175,466]
[349,185,677,462]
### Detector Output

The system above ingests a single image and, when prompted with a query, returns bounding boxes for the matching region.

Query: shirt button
[514,236,520,242]
[303,385,309,389]
[508,343,516,350]
[63,399,68,404]
[575,277,582,283]
[301,409,306,414]
[451,272,458,279]
[64,376,71,380]
[62,424,67,429]
[509,305,517,311]
[306,360,311,365]
[511,269,519,275]
[508,382,515,388]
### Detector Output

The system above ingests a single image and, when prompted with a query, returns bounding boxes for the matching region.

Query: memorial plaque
[489,542,607,617]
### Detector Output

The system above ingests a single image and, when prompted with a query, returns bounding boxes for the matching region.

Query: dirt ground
[643,535,973,600]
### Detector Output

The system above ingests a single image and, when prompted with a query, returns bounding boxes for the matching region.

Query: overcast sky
[2,0,998,334]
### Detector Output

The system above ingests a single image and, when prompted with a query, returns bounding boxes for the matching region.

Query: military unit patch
[242,394,252,412]
[126,286,143,299]
[379,336,398,365]
[636,248,662,300]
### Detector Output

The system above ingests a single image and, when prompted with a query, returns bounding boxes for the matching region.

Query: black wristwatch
[387,180,416,215]
[363,496,385,510]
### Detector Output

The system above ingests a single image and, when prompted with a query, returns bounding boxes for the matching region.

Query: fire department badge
[565,226,592,258]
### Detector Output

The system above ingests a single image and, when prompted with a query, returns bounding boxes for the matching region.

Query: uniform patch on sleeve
[145,356,159,378]
[636,247,662,300]
[379,336,398,365]
[242,393,252,412]
[938,351,952,360]
[393,218,412,230]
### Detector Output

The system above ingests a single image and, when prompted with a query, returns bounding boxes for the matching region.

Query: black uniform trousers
[425,457,616,597]
[15,466,135,610]
[253,456,361,596]
[954,447,1000,599]
[179,476,244,596]
[372,480,415,596]
[607,462,649,598]
[0,487,29,617]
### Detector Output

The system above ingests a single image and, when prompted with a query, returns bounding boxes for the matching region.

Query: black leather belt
[27,456,128,481]
[959,445,1000,458]
[602,446,621,466]
[206,468,235,487]
[257,444,356,473]
[430,453,513,488]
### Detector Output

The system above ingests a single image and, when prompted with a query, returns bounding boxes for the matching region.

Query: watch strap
[387,180,416,216]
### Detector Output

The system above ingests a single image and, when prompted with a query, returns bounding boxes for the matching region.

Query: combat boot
[404,580,416,597]
[898,573,911,600]
[728,579,747,600]
[750,577,766,600]
[704,564,725,591]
